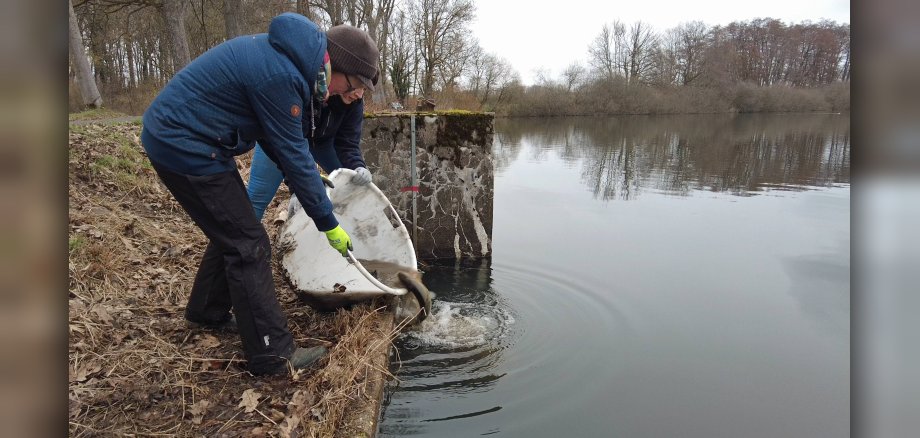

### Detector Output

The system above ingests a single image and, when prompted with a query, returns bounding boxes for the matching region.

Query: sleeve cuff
[313,213,339,232]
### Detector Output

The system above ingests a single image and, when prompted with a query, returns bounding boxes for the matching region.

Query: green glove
[324,225,353,256]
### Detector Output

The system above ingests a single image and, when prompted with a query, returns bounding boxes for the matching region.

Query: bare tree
[466,44,485,91]
[69,0,103,108]
[532,67,554,86]
[759,19,788,86]
[587,21,624,80]
[310,0,347,25]
[466,46,515,109]
[410,0,475,98]
[359,0,396,46]
[652,31,679,85]
[671,21,708,85]
[812,20,848,84]
[709,18,850,87]
[160,0,191,73]
[838,26,850,82]
[624,21,659,84]
[437,32,474,89]
[71,0,849,116]
[387,8,415,104]
[309,0,392,35]
[698,25,737,86]
[490,67,520,110]
[296,0,317,22]
[309,1,396,102]
[76,0,187,83]
[359,0,396,103]
[560,62,586,91]
[223,0,244,38]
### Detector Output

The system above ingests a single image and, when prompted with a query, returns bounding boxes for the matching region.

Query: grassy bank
[68,122,396,436]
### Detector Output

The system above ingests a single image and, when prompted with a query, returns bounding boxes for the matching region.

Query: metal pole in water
[411,114,418,253]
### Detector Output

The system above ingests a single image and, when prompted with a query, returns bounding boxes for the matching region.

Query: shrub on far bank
[503,80,849,117]
[822,82,851,112]
[731,82,849,113]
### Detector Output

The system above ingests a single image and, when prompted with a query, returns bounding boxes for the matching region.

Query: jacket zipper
[321,107,330,137]
[309,98,316,141]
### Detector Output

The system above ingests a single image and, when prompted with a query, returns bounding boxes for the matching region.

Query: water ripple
[382,259,633,436]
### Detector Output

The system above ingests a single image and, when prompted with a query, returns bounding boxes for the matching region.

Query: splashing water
[400,301,515,350]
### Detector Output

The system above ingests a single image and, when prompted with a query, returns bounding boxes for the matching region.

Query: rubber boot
[289,346,328,370]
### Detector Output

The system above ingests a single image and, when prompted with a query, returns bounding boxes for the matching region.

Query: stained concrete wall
[359,113,493,261]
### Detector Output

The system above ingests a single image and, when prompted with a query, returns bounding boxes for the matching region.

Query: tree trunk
[161,0,191,75]
[68,0,102,108]
[126,35,136,88]
[296,0,316,22]
[223,0,244,39]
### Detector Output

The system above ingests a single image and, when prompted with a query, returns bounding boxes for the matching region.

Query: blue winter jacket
[312,95,366,170]
[141,13,338,231]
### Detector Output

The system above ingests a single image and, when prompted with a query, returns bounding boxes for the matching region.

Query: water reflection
[495,114,850,199]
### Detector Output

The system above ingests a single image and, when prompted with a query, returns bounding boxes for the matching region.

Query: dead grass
[68,122,399,437]
[68,108,130,122]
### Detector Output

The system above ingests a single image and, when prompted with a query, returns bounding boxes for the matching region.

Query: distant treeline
[502,18,850,116]
[502,80,850,116]
[68,1,848,116]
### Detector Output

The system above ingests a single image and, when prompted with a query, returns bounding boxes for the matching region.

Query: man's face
[328,72,366,104]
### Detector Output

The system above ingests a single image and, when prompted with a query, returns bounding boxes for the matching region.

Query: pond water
[378,114,850,437]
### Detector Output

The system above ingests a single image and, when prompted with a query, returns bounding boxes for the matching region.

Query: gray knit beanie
[326,25,380,92]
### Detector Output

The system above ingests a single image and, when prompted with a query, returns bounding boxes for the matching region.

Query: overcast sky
[469,0,850,85]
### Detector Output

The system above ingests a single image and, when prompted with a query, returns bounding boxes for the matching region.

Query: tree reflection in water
[495,114,849,200]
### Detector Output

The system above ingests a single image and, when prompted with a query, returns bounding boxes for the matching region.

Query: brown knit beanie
[326,25,380,92]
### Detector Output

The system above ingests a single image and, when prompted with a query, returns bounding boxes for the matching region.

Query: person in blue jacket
[140,13,368,375]
[247,24,377,220]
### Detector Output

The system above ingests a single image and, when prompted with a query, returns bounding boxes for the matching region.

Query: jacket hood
[268,13,326,84]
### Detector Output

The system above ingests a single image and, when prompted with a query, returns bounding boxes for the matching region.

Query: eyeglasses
[344,75,365,95]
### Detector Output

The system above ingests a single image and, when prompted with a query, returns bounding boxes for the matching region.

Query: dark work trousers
[151,163,295,374]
